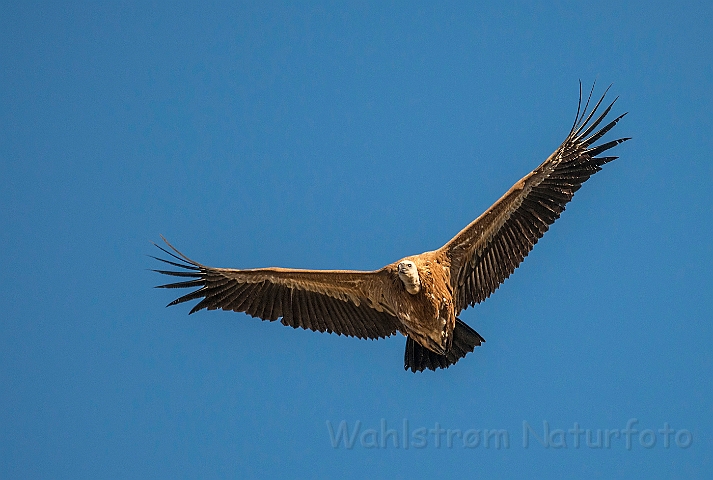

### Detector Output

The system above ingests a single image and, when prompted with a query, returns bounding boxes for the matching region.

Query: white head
[397,260,421,294]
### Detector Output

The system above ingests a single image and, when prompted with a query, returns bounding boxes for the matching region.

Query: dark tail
[404,319,485,372]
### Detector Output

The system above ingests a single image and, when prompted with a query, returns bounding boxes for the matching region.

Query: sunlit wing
[441,84,630,312]
[152,237,402,339]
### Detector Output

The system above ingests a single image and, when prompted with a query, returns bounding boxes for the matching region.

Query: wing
[152,237,402,339]
[441,84,630,313]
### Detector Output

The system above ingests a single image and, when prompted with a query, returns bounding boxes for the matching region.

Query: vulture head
[397,260,421,294]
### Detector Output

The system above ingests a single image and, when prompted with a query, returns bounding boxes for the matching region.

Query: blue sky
[1,1,711,478]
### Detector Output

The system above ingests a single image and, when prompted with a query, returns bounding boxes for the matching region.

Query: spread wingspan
[152,83,629,373]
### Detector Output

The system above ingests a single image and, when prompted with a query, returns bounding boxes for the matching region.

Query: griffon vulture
[153,84,629,372]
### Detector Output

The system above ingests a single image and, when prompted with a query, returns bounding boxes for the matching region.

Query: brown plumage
[153,84,629,373]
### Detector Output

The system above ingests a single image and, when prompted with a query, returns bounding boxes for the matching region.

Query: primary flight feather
[153,84,629,373]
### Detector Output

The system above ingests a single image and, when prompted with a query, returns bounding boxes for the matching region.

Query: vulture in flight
[153,84,629,373]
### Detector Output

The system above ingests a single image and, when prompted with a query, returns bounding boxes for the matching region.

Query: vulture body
[153,85,629,372]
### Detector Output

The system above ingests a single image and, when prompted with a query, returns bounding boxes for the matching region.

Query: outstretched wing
[152,238,402,339]
[441,84,630,313]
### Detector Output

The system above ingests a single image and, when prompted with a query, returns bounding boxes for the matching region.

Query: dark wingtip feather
[570,80,584,135]
[189,301,208,315]
[148,254,200,271]
[159,235,202,266]
[587,137,630,157]
[156,279,205,290]
[151,269,202,278]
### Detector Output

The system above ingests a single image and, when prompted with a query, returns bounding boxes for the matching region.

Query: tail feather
[404,319,484,372]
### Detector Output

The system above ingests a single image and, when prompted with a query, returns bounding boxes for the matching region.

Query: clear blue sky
[2,1,711,478]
